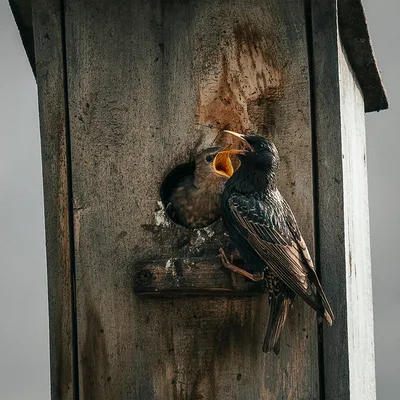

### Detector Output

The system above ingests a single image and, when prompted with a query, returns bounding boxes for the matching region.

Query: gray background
[0,0,397,398]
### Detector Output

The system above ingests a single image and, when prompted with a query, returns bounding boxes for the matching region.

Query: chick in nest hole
[167,146,234,229]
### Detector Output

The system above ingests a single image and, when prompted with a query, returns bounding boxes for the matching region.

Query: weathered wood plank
[63,0,318,398]
[310,3,351,399]
[12,0,388,112]
[134,257,264,296]
[31,0,74,398]
[308,2,348,397]
[339,39,376,400]
[310,1,376,399]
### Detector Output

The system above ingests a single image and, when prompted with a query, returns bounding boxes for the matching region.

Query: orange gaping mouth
[212,131,252,178]
[213,146,234,178]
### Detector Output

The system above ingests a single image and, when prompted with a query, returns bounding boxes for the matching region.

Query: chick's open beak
[213,145,235,178]
[223,130,253,151]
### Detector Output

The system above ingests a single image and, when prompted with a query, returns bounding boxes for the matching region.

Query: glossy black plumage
[220,134,334,354]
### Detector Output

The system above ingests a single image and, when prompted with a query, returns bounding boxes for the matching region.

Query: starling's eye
[205,155,213,163]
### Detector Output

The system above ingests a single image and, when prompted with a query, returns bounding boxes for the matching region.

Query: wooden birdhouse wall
[9,0,386,399]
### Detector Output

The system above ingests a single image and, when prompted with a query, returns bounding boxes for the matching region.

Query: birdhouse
[11,0,387,399]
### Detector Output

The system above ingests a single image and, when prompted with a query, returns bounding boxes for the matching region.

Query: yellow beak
[223,130,253,150]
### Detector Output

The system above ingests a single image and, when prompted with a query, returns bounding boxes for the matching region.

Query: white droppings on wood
[191,230,207,248]
[203,226,215,238]
[184,261,192,271]
[164,259,177,278]
[154,201,171,227]
[189,226,215,251]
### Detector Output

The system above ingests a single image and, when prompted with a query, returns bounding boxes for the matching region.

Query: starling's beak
[223,130,253,151]
[213,145,235,178]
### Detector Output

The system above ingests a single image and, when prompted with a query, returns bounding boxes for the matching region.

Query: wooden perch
[134,258,265,297]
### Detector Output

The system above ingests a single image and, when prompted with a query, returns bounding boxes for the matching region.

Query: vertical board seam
[304,0,326,399]
[59,0,80,398]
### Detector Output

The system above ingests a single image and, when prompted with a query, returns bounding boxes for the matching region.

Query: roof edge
[9,0,388,112]
[338,0,388,112]
[9,0,35,77]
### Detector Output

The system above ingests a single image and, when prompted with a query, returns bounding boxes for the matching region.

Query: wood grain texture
[310,1,376,399]
[31,0,74,398]
[13,0,388,112]
[134,256,264,296]
[339,40,376,400]
[309,3,349,397]
[61,0,318,398]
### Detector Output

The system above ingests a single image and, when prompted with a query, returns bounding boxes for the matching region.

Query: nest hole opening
[160,160,221,229]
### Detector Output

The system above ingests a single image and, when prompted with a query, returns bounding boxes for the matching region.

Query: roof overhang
[9,0,387,112]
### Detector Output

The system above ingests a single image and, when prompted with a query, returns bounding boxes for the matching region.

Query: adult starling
[167,147,234,229]
[218,131,334,354]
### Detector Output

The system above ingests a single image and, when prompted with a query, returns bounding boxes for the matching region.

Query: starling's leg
[219,248,264,282]
[219,249,238,288]
[229,254,238,289]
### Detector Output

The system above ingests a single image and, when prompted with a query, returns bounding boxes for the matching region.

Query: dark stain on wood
[81,295,110,400]
[198,23,282,136]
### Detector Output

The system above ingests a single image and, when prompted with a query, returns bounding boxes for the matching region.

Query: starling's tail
[309,273,335,325]
[262,293,291,354]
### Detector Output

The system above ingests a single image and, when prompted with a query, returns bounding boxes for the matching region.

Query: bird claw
[219,247,230,266]
[219,248,238,289]
[252,272,264,281]
[219,248,264,283]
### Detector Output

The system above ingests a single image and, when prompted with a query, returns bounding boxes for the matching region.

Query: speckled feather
[168,148,228,229]
[221,135,334,353]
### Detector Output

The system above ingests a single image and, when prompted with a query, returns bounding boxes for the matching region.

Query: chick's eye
[205,155,213,163]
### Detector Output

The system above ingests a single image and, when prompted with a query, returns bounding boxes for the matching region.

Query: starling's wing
[282,198,334,322]
[228,193,334,324]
